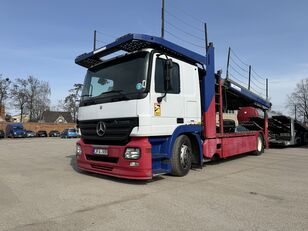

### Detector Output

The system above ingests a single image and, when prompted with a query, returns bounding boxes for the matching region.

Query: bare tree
[26,76,39,121]
[25,76,51,121]
[50,100,65,111]
[10,79,28,122]
[0,74,11,106]
[63,84,83,122]
[287,78,308,122]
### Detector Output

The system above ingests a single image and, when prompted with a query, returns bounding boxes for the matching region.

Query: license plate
[93,148,108,155]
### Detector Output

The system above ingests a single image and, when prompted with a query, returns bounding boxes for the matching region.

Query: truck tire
[253,134,264,156]
[171,135,192,176]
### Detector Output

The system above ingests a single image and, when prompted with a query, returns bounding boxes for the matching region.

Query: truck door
[150,54,185,135]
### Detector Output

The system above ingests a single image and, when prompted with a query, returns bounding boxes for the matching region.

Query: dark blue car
[6,123,27,138]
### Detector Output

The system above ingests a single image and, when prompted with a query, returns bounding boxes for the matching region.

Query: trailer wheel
[253,134,264,156]
[171,135,192,176]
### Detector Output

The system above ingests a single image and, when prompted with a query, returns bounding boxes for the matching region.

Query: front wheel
[252,134,264,156]
[171,135,192,176]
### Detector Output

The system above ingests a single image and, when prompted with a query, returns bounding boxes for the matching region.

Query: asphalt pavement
[0,138,307,231]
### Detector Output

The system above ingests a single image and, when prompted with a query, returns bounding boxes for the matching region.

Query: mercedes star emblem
[96,121,106,137]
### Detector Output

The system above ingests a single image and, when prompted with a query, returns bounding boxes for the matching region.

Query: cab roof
[75,33,206,68]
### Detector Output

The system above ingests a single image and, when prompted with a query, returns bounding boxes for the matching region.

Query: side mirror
[165,59,173,91]
[157,58,173,103]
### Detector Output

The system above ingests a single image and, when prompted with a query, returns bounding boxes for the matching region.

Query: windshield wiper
[82,97,96,106]
[99,90,124,96]
[82,90,131,106]
[111,95,130,101]
[100,90,130,101]
[81,94,92,98]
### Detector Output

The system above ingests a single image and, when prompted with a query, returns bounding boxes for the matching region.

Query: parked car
[61,128,78,138]
[0,130,5,139]
[25,130,36,138]
[49,130,60,137]
[6,123,27,138]
[37,130,48,137]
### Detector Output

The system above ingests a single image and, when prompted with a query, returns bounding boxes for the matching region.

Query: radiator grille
[78,117,138,145]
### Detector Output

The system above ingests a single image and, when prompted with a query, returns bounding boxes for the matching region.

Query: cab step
[152,169,169,177]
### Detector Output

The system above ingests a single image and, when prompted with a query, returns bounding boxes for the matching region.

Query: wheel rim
[257,137,262,152]
[180,144,191,169]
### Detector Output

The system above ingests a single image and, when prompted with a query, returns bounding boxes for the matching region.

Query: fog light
[130,162,140,167]
[76,144,82,156]
[124,148,140,160]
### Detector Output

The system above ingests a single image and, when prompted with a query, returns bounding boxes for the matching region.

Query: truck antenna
[161,0,165,38]
[93,30,97,51]
[226,47,231,79]
[248,65,251,90]
[266,78,269,100]
[204,23,208,52]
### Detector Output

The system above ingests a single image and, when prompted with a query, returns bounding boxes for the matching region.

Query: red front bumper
[76,138,152,180]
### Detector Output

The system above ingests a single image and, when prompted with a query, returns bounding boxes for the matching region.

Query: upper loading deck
[75,33,271,110]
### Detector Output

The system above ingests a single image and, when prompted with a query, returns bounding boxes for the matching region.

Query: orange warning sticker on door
[154,103,161,116]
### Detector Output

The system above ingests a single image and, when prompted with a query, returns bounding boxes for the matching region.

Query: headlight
[76,144,82,156]
[124,148,140,160]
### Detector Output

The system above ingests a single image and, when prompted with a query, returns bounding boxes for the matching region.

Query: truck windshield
[80,52,150,106]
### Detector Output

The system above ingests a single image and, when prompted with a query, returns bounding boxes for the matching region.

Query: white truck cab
[78,48,201,139]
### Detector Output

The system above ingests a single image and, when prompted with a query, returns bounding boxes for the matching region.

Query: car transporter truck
[74,31,271,180]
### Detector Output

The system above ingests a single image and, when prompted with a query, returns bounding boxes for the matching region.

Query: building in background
[11,114,30,123]
[40,111,73,124]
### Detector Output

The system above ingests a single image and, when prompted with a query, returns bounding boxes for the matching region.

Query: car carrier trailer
[237,109,308,147]
[75,33,271,180]
[268,115,308,146]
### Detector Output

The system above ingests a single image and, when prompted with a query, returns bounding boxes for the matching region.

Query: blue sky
[1,0,307,114]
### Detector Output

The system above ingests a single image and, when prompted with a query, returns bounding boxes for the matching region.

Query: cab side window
[155,58,180,94]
